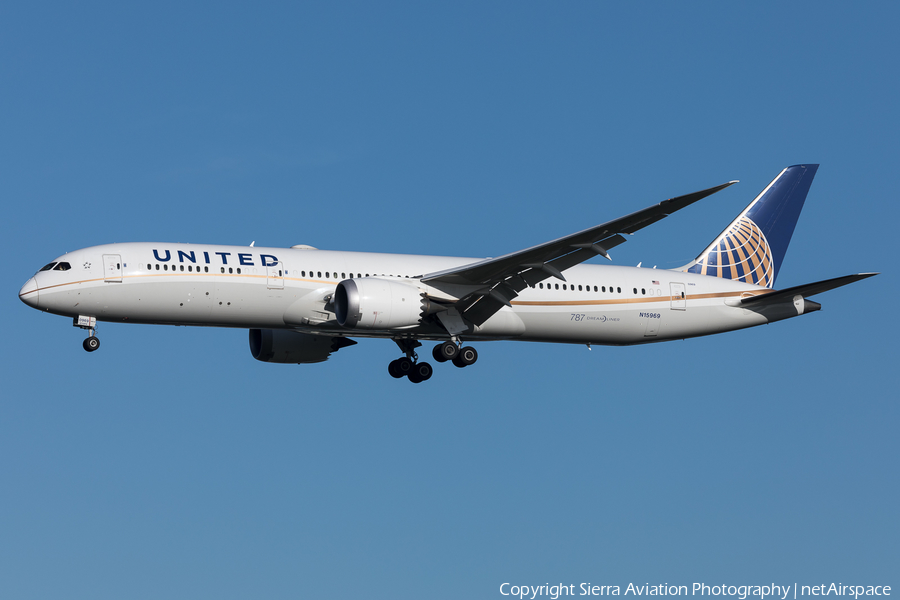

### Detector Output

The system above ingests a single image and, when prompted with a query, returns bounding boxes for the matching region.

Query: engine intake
[335,278,436,329]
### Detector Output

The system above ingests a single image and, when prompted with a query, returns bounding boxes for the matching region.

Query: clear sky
[1,3,897,599]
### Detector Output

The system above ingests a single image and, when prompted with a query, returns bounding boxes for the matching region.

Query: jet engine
[334,278,437,329]
[249,329,356,364]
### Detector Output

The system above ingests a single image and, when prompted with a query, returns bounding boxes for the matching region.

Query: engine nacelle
[249,329,356,364]
[334,278,430,329]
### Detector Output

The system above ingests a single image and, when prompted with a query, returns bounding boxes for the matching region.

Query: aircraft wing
[421,180,738,326]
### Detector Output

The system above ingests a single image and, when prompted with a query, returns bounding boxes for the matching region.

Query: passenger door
[267,261,284,289]
[102,254,122,282]
[670,282,686,310]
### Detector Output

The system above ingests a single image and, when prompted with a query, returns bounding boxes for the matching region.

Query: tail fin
[680,164,818,288]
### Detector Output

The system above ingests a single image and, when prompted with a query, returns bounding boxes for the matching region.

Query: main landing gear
[432,341,478,368]
[388,356,433,383]
[388,338,433,383]
[388,339,478,383]
[74,315,100,353]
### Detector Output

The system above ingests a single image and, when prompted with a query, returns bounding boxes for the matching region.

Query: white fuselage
[19,242,790,345]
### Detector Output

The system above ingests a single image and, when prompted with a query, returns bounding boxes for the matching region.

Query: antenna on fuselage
[250,241,255,247]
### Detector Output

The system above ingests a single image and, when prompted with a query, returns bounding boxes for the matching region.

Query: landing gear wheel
[432,341,458,363]
[83,336,100,352]
[389,357,414,378]
[388,356,414,378]
[408,361,433,383]
[452,346,477,368]
[388,359,404,379]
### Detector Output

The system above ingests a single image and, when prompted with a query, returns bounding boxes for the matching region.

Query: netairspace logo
[498,583,892,600]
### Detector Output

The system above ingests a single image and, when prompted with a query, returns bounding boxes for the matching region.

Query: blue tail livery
[681,164,818,288]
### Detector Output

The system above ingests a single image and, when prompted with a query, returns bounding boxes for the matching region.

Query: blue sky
[1,3,897,599]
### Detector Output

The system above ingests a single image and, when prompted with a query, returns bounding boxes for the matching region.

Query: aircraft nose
[19,277,39,308]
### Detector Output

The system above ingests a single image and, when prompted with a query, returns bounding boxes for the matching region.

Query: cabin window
[593,286,598,292]
[237,268,241,274]
[155,264,160,271]
[204,266,208,273]
[578,285,582,291]
[358,273,362,278]
[318,271,322,278]
[326,272,330,278]
[539,283,543,289]
[221,267,225,273]
[147,264,151,270]
[39,262,57,272]
[617,287,621,293]
[641,288,645,295]
[180,265,184,272]
[633,288,637,294]
[164,264,168,271]
[229,268,233,274]
[554,284,559,290]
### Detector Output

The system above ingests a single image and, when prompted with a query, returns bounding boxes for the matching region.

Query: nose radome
[19,277,39,308]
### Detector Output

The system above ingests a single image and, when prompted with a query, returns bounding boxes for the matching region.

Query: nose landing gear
[74,315,100,353]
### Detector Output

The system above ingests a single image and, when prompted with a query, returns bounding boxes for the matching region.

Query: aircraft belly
[39,276,301,328]
[513,298,770,345]
[513,304,636,344]
[209,280,303,327]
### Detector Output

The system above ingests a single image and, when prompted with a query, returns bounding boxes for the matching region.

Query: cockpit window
[39,262,57,272]
[53,262,71,271]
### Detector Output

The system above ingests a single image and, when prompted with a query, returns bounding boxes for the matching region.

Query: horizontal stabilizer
[740,273,878,307]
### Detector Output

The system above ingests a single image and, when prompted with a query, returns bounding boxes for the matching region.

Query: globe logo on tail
[687,216,775,288]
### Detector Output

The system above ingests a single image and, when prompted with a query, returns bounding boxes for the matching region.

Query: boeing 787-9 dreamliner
[19,165,875,382]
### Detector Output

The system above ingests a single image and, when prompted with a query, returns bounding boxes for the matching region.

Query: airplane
[19,164,876,383]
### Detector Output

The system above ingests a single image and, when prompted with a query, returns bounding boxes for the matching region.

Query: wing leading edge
[422,180,738,326]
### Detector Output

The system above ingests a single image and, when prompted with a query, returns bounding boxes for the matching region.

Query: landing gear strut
[74,315,100,353]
